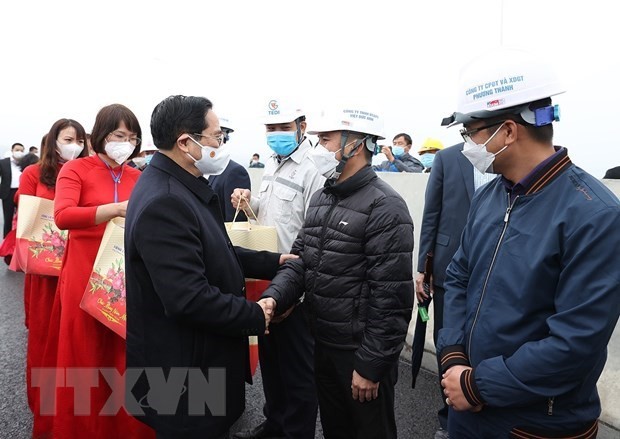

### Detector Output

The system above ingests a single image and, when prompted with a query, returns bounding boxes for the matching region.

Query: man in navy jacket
[437,48,620,438]
[125,95,290,439]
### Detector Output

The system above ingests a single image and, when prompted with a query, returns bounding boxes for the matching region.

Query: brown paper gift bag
[225,202,277,375]
[80,218,127,339]
[14,195,66,276]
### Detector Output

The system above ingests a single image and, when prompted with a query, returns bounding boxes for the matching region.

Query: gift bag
[13,195,66,276]
[80,218,127,339]
[225,202,277,375]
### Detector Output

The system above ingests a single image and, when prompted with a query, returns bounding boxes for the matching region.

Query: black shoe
[232,421,285,439]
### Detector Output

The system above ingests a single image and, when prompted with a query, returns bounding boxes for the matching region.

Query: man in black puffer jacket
[261,107,414,439]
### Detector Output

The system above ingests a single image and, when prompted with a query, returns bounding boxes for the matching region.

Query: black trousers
[2,188,17,237]
[258,304,318,438]
[315,343,398,439]
[433,284,449,430]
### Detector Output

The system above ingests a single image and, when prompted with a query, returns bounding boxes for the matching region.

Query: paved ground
[1,261,617,438]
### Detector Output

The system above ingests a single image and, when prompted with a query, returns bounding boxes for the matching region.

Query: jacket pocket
[436,232,450,247]
[274,187,297,223]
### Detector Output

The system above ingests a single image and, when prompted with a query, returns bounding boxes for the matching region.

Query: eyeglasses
[192,133,225,147]
[108,130,141,146]
[460,121,505,143]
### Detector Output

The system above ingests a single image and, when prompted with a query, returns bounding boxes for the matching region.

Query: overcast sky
[1,0,618,177]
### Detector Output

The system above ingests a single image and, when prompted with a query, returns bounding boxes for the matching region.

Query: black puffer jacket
[264,166,414,382]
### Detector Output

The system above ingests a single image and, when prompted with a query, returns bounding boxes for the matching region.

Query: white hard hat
[442,47,566,127]
[307,107,385,140]
[261,99,305,125]
[219,116,234,133]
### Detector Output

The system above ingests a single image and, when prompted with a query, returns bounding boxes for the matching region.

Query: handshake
[257,298,277,334]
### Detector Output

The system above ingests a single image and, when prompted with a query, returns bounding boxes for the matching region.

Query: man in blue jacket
[437,48,620,438]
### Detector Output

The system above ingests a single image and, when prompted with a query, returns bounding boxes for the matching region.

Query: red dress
[16,164,61,437]
[51,156,154,438]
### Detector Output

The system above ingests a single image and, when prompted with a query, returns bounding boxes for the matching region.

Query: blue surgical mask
[144,154,154,166]
[392,146,405,157]
[420,153,435,169]
[266,131,298,156]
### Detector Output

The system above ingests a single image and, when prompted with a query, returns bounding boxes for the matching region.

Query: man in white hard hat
[208,117,251,221]
[258,107,414,438]
[232,99,323,439]
[437,47,620,438]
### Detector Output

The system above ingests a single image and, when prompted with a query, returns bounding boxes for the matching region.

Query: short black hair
[151,95,214,151]
[11,143,24,150]
[253,153,260,159]
[393,133,412,146]
[29,146,38,152]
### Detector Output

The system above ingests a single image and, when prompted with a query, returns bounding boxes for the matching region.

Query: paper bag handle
[232,194,260,224]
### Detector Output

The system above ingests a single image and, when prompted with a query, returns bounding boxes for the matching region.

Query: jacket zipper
[547,397,554,415]
[467,194,519,359]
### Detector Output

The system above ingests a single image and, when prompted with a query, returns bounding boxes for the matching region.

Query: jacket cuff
[439,345,470,374]
[460,367,484,407]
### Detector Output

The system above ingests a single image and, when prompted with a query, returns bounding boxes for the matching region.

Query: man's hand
[351,370,379,403]
[271,304,295,324]
[441,365,474,411]
[381,145,394,162]
[279,253,299,265]
[231,188,251,210]
[257,298,276,334]
[415,272,434,303]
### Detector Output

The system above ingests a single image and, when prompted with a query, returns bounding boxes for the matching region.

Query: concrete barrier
[247,168,620,430]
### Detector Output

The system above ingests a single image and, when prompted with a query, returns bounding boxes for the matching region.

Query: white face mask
[105,141,135,165]
[187,137,230,176]
[461,122,508,174]
[132,157,146,168]
[57,142,84,161]
[12,151,25,160]
[308,144,340,179]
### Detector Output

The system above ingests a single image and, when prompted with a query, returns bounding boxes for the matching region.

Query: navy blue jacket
[417,143,474,286]
[438,150,620,431]
[125,153,280,438]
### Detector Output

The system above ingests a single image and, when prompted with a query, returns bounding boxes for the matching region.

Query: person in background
[232,99,324,439]
[438,47,619,438]
[414,141,494,439]
[18,153,40,172]
[372,133,424,173]
[29,146,39,156]
[0,143,25,236]
[603,166,620,179]
[129,140,158,171]
[51,104,154,438]
[261,106,414,439]
[208,117,251,222]
[249,153,265,168]
[418,138,444,172]
[17,118,88,438]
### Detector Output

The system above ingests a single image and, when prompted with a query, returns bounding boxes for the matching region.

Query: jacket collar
[325,165,377,197]
[149,152,216,205]
[502,146,572,197]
